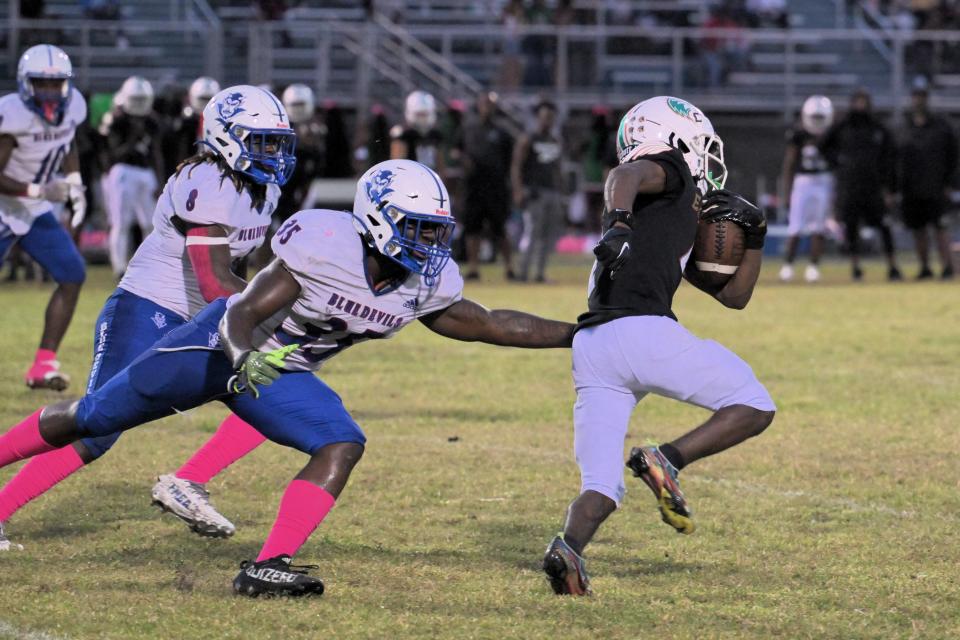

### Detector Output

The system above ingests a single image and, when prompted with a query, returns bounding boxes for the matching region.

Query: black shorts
[839,194,886,228]
[462,180,510,238]
[901,196,945,230]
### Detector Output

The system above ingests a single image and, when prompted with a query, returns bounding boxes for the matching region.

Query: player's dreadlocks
[176,151,269,211]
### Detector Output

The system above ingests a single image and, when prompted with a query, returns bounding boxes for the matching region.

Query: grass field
[0,256,958,640]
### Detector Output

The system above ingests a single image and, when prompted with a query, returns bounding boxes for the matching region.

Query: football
[689,218,745,289]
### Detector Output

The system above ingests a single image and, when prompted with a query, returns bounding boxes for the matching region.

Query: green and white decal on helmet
[616,96,727,193]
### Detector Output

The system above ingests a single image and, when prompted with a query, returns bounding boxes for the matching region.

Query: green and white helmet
[616,96,726,193]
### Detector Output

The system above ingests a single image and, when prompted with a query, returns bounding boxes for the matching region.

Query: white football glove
[65,172,87,229]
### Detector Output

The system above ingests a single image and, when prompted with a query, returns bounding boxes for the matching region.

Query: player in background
[0,85,292,552]
[0,45,88,391]
[390,90,445,174]
[541,97,776,596]
[779,95,834,283]
[0,159,575,596]
[102,75,165,277]
[277,83,325,221]
[161,76,220,177]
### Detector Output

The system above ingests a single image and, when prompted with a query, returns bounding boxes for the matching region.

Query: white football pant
[104,163,157,276]
[571,315,775,505]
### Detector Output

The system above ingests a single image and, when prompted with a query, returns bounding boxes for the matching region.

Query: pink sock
[175,415,266,484]
[0,445,85,521]
[256,480,335,562]
[0,409,56,469]
[34,348,57,363]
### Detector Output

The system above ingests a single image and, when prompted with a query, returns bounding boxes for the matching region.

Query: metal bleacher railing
[4,2,960,122]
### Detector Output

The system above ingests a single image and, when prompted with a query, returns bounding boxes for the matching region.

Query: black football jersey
[391,126,444,169]
[788,128,829,174]
[577,149,697,329]
[106,112,161,168]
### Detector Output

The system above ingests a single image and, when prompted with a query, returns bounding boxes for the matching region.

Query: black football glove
[593,226,631,279]
[701,189,767,250]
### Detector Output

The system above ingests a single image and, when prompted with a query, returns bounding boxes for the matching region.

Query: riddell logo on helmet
[435,208,450,216]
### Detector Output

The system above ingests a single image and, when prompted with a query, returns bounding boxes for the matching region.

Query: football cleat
[626,446,695,535]
[888,266,903,282]
[151,474,236,538]
[542,535,591,596]
[778,264,794,282]
[25,359,69,391]
[0,522,24,551]
[804,264,820,283]
[233,555,325,598]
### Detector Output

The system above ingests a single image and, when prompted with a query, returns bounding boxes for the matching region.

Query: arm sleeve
[185,226,236,302]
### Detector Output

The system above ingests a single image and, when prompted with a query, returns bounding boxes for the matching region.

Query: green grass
[0,256,958,640]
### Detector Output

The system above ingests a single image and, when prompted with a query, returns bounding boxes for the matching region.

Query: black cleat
[852,266,864,281]
[233,555,325,598]
[542,535,591,596]
[888,266,903,282]
[916,266,934,280]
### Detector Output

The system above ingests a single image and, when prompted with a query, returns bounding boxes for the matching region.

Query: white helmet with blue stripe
[352,159,455,285]
[17,44,73,125]
[201,85,297,185]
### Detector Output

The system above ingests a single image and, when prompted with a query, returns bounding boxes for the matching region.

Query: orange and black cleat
[626,446,695,535]
[542,535,592,596]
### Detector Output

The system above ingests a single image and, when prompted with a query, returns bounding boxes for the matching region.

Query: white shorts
[787,173,833,236]
[571,315,775,505]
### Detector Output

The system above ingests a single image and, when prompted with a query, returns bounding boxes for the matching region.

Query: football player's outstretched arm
[604,159,667,213]
[219,259,302,369]
[420,298,575,348]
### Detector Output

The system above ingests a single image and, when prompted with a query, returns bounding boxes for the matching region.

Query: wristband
[25,183,41,198]
[603,207,634,231]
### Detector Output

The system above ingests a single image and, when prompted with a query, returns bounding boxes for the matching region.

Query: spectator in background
[700,6,746,88]
[355,103,391,172]
[896,80,957,279]
[462,92,515,281]
[580,105,617,228]
[159,77,219,178]
[512,100,564,282]
[499,0,525,90]
[522,0,553,87]
[323,101,353,178]
[821,88,902,281]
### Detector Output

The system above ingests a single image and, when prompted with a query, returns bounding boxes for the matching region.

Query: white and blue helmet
[200,85,297,186]
[17,44,73,125]
[353,159,455,284]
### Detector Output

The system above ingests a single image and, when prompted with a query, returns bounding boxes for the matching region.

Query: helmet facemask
[371,202,454,286]
[690,132,727,192]
[229,124,297,186]
[23,76,71,125]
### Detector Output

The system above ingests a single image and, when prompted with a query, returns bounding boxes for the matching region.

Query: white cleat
[779,264,794,282]
[0,522,24,551]
[804,264,820,283]
[151,474,236,538]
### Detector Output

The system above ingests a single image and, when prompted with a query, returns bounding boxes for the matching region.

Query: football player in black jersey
[542,97,776,596]
[390,90,445,174]
[780,95,834,283]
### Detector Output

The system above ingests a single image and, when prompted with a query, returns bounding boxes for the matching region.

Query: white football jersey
[0,88,87,234]
[248,209,463,372]
[120,161,279,320]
